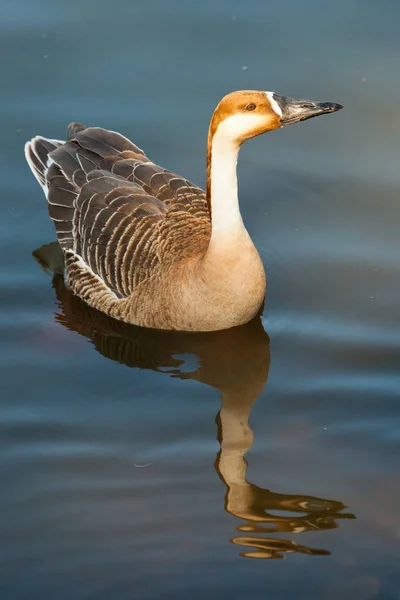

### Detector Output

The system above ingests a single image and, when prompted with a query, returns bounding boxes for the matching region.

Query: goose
[25,90,342,332]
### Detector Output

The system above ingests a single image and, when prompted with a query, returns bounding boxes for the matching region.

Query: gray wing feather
[27,123,211,301]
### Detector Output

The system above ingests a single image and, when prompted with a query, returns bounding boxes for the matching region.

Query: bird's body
[25,90,342,331]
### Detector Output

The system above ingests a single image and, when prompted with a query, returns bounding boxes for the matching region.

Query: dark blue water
[1,1,400,598]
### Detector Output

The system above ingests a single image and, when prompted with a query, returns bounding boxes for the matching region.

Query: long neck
[206,128,245,240]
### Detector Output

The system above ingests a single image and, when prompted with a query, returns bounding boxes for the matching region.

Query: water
[1,0,400,598]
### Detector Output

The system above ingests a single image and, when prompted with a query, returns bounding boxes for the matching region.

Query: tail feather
[24,136,64,191]
[25,137,77,251]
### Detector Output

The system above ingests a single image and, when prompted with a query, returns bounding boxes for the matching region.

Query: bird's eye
[245,103,256,111]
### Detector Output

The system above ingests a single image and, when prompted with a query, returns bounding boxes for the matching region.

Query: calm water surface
[1,0,400,598]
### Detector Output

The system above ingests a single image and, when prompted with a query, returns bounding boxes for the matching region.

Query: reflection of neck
[217,391,255,486]
[206,128,244,240]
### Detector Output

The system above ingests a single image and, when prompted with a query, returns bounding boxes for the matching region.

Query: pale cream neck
[209,132,243,240]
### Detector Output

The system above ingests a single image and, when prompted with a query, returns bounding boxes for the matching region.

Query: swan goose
[25,90,342,331]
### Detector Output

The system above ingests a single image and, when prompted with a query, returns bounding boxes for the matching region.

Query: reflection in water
[34,242,355,560]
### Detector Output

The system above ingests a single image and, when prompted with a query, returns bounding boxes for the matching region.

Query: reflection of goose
[34,242,355,559]
[26,92,342,332]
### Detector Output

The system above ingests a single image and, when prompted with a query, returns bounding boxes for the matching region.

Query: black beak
[273,93,343,126]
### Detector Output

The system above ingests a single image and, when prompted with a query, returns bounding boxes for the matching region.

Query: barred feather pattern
[26,123,211,325]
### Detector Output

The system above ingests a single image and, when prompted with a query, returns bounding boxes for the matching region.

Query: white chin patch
[215,112,270,140]
[265,91,282,118]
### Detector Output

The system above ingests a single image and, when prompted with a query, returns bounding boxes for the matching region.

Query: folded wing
[26,124,211,299]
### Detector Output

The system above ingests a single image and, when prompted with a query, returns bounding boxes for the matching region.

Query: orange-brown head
[209,89,343,145]
[205,89,342,213]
